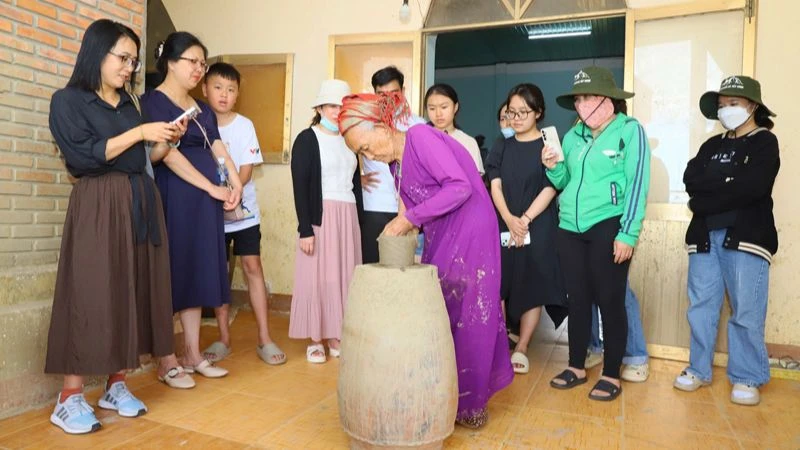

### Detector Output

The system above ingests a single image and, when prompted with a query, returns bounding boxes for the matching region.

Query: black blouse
[49,86,146,177]
[485,136,553,232]
[49,86,160,245]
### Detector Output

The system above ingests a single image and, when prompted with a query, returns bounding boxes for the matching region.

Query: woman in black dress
[485,83,566,375]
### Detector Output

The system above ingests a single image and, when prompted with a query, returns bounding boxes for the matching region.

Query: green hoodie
[546,113,650,247]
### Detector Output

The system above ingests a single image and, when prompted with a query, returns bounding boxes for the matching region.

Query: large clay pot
[338,234,458,450]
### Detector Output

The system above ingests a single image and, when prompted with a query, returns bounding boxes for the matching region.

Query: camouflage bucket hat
[699,75,776,120]
[556,66,634,110]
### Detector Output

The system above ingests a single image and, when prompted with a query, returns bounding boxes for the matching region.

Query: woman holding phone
[142,31,242,380]
[543,66,650,401]
[485,84,566,375]
[43,19,218,434]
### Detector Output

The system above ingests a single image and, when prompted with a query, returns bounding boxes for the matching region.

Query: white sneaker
[673,370,710,392]
[585,351,603,369]
[50,393,101,434]
[98,381,148,417]
[731,383,760,406]
[621,363,649,382]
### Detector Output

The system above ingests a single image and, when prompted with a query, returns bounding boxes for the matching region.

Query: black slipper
[588,379,622,401]
[549,369,588,390]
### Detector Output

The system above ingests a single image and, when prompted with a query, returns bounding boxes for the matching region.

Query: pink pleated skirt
[289,199,362,342]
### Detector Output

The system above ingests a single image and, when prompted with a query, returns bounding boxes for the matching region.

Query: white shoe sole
[97,398,147,418]
[673,379,709,392]
[50,413,101,434]
[730,395,760,406]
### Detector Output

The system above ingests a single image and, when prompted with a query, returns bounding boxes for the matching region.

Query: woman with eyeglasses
[141,32,242,381]
[424,84,484,175]
[43,19,211,434]
[485,84,567,376]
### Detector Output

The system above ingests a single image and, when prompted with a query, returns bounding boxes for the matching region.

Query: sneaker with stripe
[98,381,148,418]
[50,393,101,434]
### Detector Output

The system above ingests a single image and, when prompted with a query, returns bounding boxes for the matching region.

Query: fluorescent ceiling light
[526,21,592,40]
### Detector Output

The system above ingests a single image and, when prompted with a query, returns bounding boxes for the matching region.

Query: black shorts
[225,223,261,256]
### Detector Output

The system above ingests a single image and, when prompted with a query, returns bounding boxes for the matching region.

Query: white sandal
[307,343,326,364]
[511,351,529,374]
[328,339,341,358]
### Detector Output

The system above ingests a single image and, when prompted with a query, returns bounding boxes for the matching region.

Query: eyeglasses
[179,57,209,73]
[108,51,142,72]
[505,110,533,120]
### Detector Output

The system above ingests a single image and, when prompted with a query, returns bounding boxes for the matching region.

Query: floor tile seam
[620,388,626,450]
[620,419,752,440]
[0,418,49,441]
[216,388,319,407]
[247,392,338,444]
[710,386,746,448]
[520,405,620,426]
[498,341,557,445]
[142,414,266,447]
[104,420,170,448]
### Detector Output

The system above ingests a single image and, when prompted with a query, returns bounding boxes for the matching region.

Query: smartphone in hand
[541,126,564,162]
[500,231,531,247]
[171,106,199,125]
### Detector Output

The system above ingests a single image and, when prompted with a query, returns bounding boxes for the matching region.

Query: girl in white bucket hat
[289,79,363,363]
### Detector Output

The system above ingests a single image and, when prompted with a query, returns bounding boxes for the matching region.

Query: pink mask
[576,97,615,129]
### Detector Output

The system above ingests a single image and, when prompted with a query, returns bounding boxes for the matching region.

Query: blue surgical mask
[501,127,515,138]
[320,116,339,133]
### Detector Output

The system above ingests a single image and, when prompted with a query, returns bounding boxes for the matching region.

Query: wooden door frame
[328,32,423,115]
[209,53,295,164]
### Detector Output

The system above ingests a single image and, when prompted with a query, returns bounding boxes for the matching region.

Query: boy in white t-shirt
[201,62,285,365]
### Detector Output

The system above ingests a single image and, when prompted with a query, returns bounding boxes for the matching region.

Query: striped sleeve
[616,121,651,247]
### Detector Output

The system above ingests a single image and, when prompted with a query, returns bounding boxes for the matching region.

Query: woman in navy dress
[141,32,242,378]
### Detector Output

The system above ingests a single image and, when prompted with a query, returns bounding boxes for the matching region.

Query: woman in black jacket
[674,76,779,407]
[289,80,362,364]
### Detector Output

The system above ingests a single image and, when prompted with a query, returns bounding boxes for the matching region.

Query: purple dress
[140,90,230,312]
[398,124,513,424]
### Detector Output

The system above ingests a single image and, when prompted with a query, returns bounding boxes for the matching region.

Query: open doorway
[428,16,625,162]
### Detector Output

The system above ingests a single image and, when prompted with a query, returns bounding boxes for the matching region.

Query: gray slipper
[257,342,287,365]
[203,341,231,363]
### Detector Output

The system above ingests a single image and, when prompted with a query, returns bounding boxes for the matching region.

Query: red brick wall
[0,0,146,268]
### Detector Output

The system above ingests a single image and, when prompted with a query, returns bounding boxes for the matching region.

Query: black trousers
[557,216,630,379]
[360,210,397,264]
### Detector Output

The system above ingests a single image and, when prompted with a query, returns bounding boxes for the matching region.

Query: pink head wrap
[338,91,412,135]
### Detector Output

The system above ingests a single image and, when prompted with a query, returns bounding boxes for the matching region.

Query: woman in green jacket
[543,66,650,401]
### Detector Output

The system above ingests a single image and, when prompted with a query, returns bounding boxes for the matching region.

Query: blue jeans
[589,281,649,365]
[685,229,770,386]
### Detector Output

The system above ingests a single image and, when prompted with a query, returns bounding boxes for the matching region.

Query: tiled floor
[1,310,799,449]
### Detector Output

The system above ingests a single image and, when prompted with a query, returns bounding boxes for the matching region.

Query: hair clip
[156,41,164,58]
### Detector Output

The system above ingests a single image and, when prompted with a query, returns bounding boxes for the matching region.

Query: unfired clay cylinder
[338,234,457,450]
[377,233,418,268]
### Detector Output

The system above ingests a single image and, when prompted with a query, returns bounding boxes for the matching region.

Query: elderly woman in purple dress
[338,92,513,428]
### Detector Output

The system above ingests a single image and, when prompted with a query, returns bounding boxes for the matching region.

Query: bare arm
[161,147,217,193]
[490,178,514,222]
[238,164,254,185]
[106,123,177,161]
[211,139,243,191]
[522,186,557,222]
[490,178,527,240]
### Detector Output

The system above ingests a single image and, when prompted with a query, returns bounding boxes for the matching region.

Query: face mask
[718,106,752,131]
[576,97,615,130]
[501,127,515,138]
[320,116,339,133]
